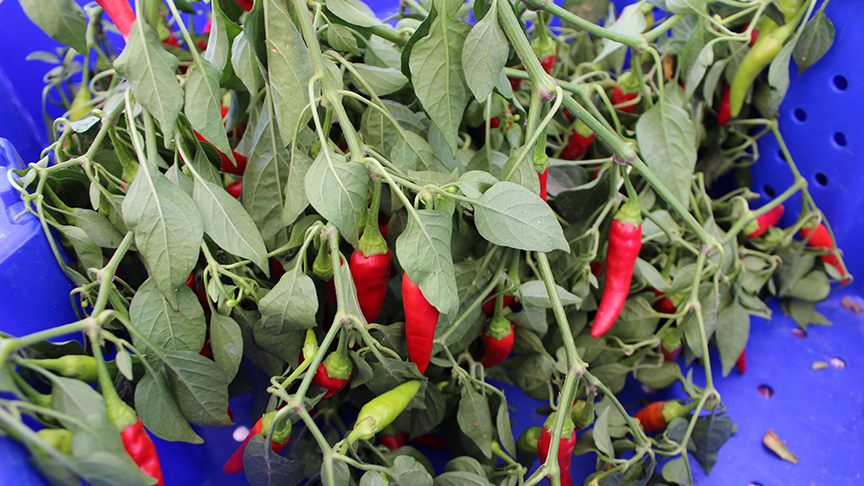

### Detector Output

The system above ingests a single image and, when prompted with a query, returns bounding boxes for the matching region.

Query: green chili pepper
[347,380,421,444]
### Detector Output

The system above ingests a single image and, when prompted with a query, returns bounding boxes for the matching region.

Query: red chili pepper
[402,273,439,374]
[476,315,515,368]
[540,55,556,74]
[717,84,732,125]
[589,261,605,276]
[489,116,500,129]
[736,348,747,374]
[537,413,576,486]
[380,432,407,450]
[203,18,212,35]
[591,199,642,338]
[481,295,516,318]
[90,331,165,485]
[194,132,248,175]
[272,258,286,279]
[162,32,180,48]
[750,28,759,46]
[350,179,392,323]
[633,400,694,433]
[94,0,136,41]
[662,346,682,362]
[611,86,639,114]
[508,76,523,91]
[185,272,210,311]
[223,413,291,475]
[652,289,677,314]
[235,0,254,11]
[310,341,354,398]
[538,167,549,202]
[226,180,242,199]
[560,120,595,160]
[799,223,847,281]
[744,204,784,238]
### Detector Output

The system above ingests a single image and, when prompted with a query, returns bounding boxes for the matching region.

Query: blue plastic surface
[1,0,862,485]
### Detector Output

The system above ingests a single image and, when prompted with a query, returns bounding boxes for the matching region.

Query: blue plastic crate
[0,0,861,484]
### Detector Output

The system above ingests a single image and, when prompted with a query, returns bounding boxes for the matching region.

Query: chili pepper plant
[1,0,846,484]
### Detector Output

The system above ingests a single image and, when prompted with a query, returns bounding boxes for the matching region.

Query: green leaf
[786,270,830,302]
[231,32,264,93]
[462,8,508,102]
[781,298,831,329]
[185,60,233,159]
[265,0,315,144]
[634,360,683,390]
[390,131,438,172]
[593,407,615,457]
[690,415,733,474]
[360,471,388,486]
[519,280,581,308]
[409,0,471,154]
[435,471,490,486]
[122,164,203,309]
[457,385,493,458]
[473,182,568,252]
[326,0,382,28]
[258,255,319,333]
[496,399,516,457]
[793,12,834,75]
[366,35,403,70]
[68,452,157,486]
[667,0,707,15]
[134,371,204,444]
[129,278,206,354]
[210,312,244,382]
[395,209,458,315]
[72,209,125,248]
[594,4,647,66]
[54,224,103,273]
[243,435,306,485]
[661,457,689,484]
[114,20,184,145]
[161,349,232,427]
[192,175,269,274]
[765,34,798,117]
[19,0,87,55]
[501,149,541,195]
[281,149,314,226]
[327,24,361,56]
[715,299,750,376]
[635,259,672,292]
[242,104,290,250]
[635,103,698,209]
[350,63,409,96]
[304,151,370,246]
[391,456,434,486]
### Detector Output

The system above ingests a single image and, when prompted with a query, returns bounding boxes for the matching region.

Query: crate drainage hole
[777,149,787,162]
[748,483,764,486]
[834,132,848,147]
[758,385,774,398]
[763,185,776,198]
[233,426,251,441]
[792,328,807,338]
[833,75,848,91]
[815,173,829,186]
[830,357,846,369]
[793,108,807,122]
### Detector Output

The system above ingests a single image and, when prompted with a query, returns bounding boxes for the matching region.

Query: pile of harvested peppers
[0,0,846,484]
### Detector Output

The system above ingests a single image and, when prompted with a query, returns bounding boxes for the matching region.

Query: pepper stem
[88,329,137,431]
[357,177,388,257]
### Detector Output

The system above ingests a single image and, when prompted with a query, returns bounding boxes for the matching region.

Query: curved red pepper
[745,204,785,238]
[717,84,732,126]
[95,0,136,41]
[120,418,165,486]
[223,417,290,475]
[611,86,639,114]
[538,167,549,202]
[537,422,576,486]
[799,222,847,281]
[508,76,523,92]
[591,201,642,338]
[477,318,515,368]
[633,402,667,433]
[350,250,392,323]
[402,273,439,374]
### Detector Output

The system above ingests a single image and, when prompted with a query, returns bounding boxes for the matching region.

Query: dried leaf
[763,430,799,464]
